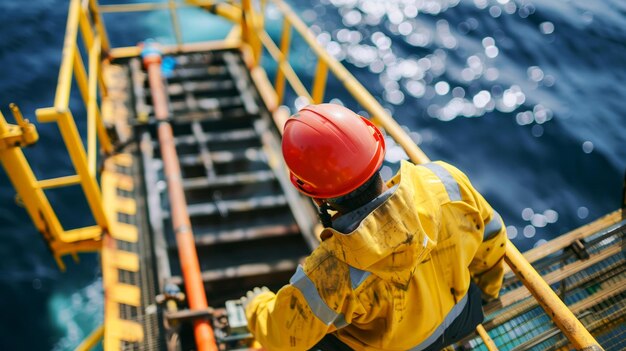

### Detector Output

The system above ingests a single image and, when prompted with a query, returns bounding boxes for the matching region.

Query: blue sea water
[0,0,624,349]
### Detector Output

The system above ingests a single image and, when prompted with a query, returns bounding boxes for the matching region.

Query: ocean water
[0,0,624,349]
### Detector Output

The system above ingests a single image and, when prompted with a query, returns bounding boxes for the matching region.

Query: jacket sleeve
[245,286,332,350]
[440,162,507,299]
[245,254,352,350]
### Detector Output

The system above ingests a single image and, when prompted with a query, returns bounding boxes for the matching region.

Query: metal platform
[464,212,626,351]
[106,48,320,349]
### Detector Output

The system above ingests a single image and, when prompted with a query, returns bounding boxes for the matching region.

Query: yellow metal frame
[0,0,605,350]
[0,0,113,270]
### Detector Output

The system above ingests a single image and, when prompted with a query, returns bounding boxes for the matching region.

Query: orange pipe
[143,42,217,351]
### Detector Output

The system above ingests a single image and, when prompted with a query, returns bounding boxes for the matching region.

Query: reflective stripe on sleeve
[484,210,503,240]
[408,291,469,351]
[289,265,347,328]
[422,163,462,201]
[349,266,371,290]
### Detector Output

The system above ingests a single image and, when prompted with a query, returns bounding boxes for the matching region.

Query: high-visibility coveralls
[246,160,507,350]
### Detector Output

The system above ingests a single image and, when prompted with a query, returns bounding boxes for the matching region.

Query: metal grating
[463,222,626,351]
[130,49,318,350]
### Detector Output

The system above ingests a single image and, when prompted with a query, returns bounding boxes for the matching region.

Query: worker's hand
[240,286,270,309]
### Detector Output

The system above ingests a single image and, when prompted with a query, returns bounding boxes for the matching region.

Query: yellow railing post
[259,32,311,101]
[274,17,291,105]
[311,59,328,104]
[88,0,110,53]
[0,108,69,270]
[39,108,110,233]
[504,240,604,350]
[79,0,108,98]
[72,31,113,155]
[168,0,184,49]
[26,0,113,259]
[476,324,498,351]
[55,0,81,110]
[241,0,252,49]
[87,35,101,176]
[241,0,262,66]
[270,0,430,164]
[74,324,104,351]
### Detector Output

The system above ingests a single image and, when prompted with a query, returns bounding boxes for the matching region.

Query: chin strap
[318,202,334,228]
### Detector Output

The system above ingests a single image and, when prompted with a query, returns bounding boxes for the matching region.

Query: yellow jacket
[246,161,506,350]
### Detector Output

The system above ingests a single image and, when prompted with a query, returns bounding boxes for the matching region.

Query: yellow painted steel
[504,240,604,350]
[116,196,137,215]
[169,0,184,48]
[185,0,242,23]
[39,108,110,231]
[38,175,82,190]
[111,222,139,243]
[0,0,119,269]
[312,59,328,104]
[243,4,602,350]
[88,35,100,176]
[74,324,104,351]
[109,40,241,59]
[0,0,604,348]
[99,2,170,13]
[263,0,430,164]
[0,104,38,151]
[88,0,110,54]
[115,174,134,192]
[100,0,242,24]
[242,0,263,66]
[54,0,80,110]
[0,107,102,271]
[476,324,499,351]
[245,2,602,348]
[275,17,291,105]
[79,4,108,98]
[0,0,115,270]
[259,31,311,101]
[101,155,144,348]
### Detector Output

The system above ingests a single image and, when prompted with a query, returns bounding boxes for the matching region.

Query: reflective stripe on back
[484,210,503,240]
[290,265,347,328]
[422,163,462,201]
[408,291,469,351]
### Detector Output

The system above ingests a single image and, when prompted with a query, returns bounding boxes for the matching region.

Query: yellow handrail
[1,0,605,349]
[239,1,603,349]
[0,0,114,270]
[240,0,430,164]
[74,325,104,351]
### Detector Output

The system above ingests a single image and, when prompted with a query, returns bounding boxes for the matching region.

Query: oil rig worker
[242,104,507,350]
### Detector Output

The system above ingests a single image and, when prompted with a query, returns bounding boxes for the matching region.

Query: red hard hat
[282,104,385,199]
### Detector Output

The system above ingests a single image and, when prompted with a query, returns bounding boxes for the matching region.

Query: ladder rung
[167,80,235,95]
[183,170,276,190]
[169,96,243,113]
[167,66,228,79]
[168,259,301,284]
[193,223,300,247]
[168,107,252,124]
[184,195,288,217]
[168,128,258,146]
[178,148,265,166]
